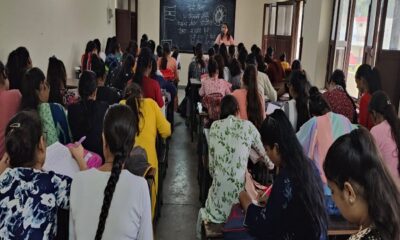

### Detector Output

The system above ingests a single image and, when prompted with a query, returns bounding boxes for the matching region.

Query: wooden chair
[328,215,359,239]
[202,221,224,240]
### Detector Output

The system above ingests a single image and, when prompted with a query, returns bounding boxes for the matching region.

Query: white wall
[138,0,267,87]
[0,0,116,78]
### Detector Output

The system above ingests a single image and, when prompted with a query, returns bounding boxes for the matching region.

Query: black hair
[266,46,274,58]
[324,128,400,239]
[250,44,258,54]
[207,58,218,77]
[328,69,357,122]
[245,53,257,66]
[289,70,311,131]
[79,71,97,100]
[150,56,158,79]
[124,83,143,136]
[229,58,242,77]
[208,47,215,58]
[220,23,231,40]
[220,95,239,119]
[156,45,163,58]
[309,86,331,116]
[126,40,139,57]
[109,37,119,55]
[91,55,106,80]
[369,91,400,175]
[105,37,112,55]
[133,47,152,87]
[291,60,301,71]
[140,34,148,48]
[238,48,248,71]
[0,61,7,85]
[147,40,156,54]
[237,43,245,53]
[243,64,263,129]
[219,43,230,67]
[171,46,179,60]
[228,45,235,59]
[280,53,286,62]
[115,54,135,90]
[160,42,171,70]
[214,55,225,79]
[5,110,43,168]
[47,56,67,105]
[21,67,46,110]
[6,47,31,90]
[195,43,206,69]
[95,104,137,240]
[94,39,102,52]
[213,44,220,54]
[261,109,328,239]
[355,64,382,94]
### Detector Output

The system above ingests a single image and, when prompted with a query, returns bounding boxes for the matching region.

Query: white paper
[266,103,282,115]
[43,142,80,178]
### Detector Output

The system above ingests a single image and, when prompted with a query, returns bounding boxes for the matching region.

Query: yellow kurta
[123,98,171,218]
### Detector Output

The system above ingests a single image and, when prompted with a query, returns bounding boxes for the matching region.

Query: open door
[375,0,400,110]
[115,0,138,51]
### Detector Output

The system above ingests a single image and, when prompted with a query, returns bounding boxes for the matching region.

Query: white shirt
[257,71,277,102]
[283,99,298,130]
[69,169,153,240]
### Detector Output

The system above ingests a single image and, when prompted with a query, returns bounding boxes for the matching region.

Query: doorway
[115,0,138,51]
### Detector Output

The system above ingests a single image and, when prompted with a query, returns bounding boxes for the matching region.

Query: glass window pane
[264,6,270,35]
[285,6,293,35]
[367,0,378,46]
[270,6,276,35]
[382,0,400,50]
[277,5,293,36]
[332,0,339,40]
[337,0,350,41]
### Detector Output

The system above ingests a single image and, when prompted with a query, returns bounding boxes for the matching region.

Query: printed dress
[0,167,72,240]
[198,115,266,225]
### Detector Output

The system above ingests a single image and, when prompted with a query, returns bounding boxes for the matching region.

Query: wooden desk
[328,216,359,236]
[66,78,79,89]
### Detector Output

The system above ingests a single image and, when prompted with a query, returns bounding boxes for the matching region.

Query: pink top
[231,89,265,121]
[371,120,400,179]
[0,89,21,158]
[214,34,235,46]
[199,76,231,97]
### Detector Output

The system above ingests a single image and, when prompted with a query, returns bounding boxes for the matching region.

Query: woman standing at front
[215,23,235,46]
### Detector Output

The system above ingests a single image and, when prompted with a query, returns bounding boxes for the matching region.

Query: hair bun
[309,86,321,99]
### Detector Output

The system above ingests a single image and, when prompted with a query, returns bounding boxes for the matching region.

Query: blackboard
[160,0,236,53]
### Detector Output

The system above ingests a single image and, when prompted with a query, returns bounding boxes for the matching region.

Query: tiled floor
[156,90,200,240]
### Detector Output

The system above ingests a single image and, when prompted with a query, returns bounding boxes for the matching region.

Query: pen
[75,136,86,146]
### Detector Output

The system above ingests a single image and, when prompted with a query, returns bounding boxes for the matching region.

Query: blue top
[153,74,177,100]
[0,167,72,240]
[244,167,327,240]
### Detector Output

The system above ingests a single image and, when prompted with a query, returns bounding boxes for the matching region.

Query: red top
[359,92,373,130]
[323,86,356,123]
[142,76,164,108]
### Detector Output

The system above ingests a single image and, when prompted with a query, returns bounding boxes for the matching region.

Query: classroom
[0,0,400,239]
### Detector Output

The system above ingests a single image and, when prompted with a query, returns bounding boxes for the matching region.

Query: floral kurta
[0,168,72,240]
[199,115,266,224]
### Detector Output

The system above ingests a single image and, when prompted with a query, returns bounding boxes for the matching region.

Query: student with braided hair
[69,105,153,239]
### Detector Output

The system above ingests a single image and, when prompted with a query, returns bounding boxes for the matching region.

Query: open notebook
[43,142,81,178]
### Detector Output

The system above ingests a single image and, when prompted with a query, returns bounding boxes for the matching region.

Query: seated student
[238,47,248,72]
[240,109,327,240]
[0,110,85,239]
[188,43,208,82]
[47,56,77,106]
[280,53,290,71]
[229,58,242,90]
[68,71,108,159]
[355,64,382,130]
[291,59,302,71]
[214,54,230,82]
[251,46,267,73]
[94,38,106,62]
[21,67,72,146]
[6,46,32,91]
[297,87,355,213]
[369,91,400,180]
[199,58,231,97]
[81,40,97,71]
[207,47,215,59]
[0,61,21,158]
[246,53,277,102]
[324,128,400,239]
[157,42,179,85]
[105,37,122,74]
[112,54,135,91]
[91,55,121,105]
[264,47,285,85]
[197,95,273,239]
[171,45,181,70]
[219,43,231,69]
[228,45,236,60]
[150,56,177,105]
[123,83,171,219]
[283,70,311,131]
[69,105,153,239]
[133,47,164,108]
[232,64,266,129]
[323,69,357,123]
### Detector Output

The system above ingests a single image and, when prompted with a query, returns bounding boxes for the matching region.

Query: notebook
[43,141,80,178]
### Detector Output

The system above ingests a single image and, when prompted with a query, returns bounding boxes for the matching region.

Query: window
[270,6,277,35]
[382,0,400,50]
[277,5,293,36]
